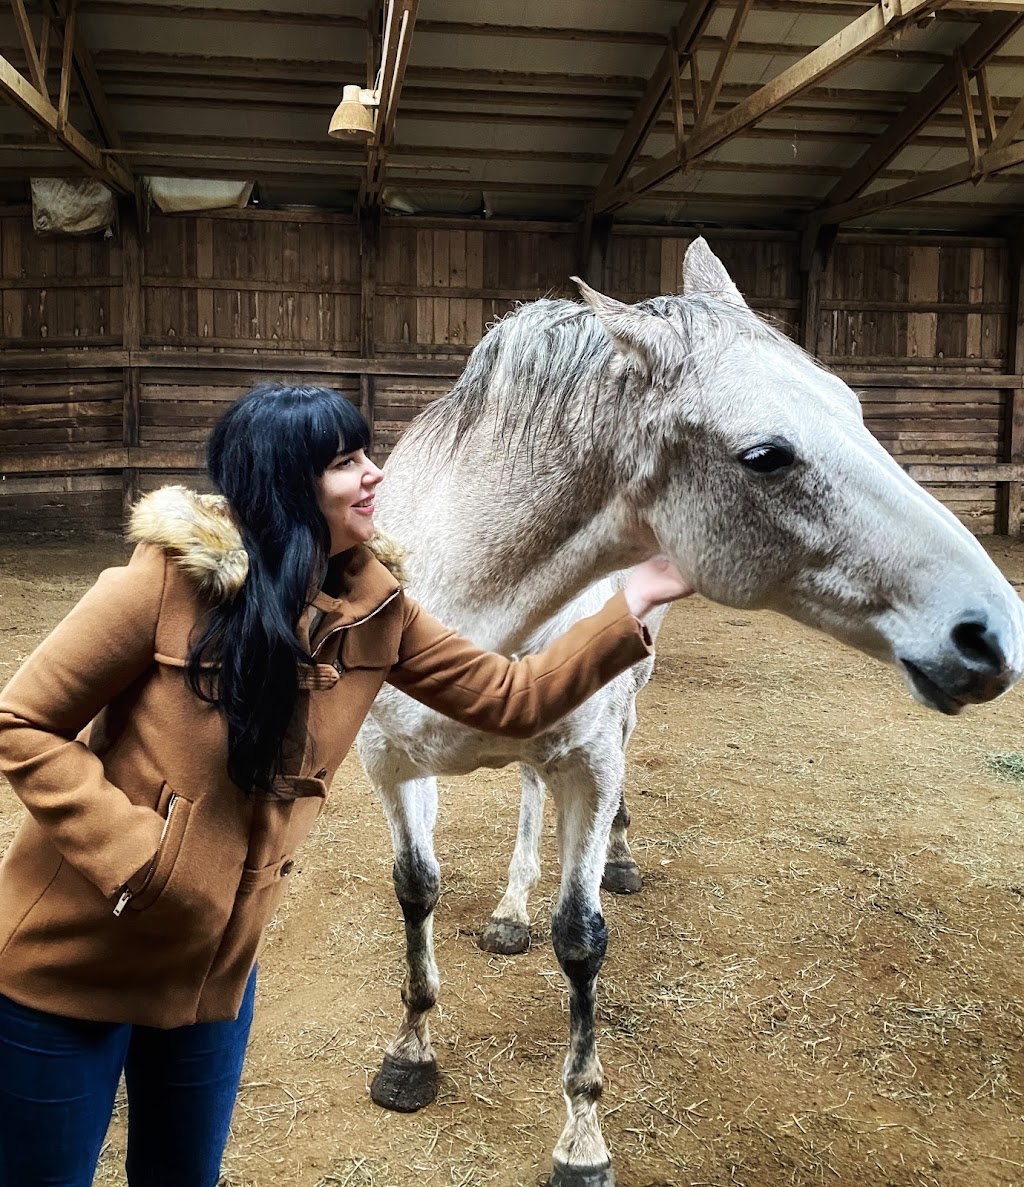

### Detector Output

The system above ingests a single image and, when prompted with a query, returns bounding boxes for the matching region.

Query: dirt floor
[1,537,1023,1187]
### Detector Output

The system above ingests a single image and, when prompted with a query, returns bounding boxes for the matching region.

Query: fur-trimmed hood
[128,485,406,601]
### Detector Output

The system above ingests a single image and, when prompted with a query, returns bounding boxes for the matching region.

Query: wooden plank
[907,245,939,359]
[0,446,203,474]
[195,217,213,338]
[905,463,1024,483]
[2,216,24,340]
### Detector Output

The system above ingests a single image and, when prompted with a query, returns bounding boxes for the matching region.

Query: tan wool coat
[0,487,653,1028]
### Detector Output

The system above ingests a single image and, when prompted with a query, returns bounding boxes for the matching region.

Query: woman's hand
[623,556,695,620]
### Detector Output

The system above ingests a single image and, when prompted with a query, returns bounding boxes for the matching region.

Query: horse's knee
[393,857,440,927]
[551,896,607,986]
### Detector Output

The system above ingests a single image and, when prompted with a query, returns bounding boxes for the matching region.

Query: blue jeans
[0,967,256,1187]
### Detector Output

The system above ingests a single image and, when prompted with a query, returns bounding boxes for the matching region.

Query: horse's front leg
[360,729,442,1112]
[601,693,643,896]
[546,749,624,1187]
[480,763,545,955]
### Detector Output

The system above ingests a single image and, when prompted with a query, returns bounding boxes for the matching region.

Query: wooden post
[998,221,1024,536]
[358,205,381,443]
[121,200,142,522]
[798,223,836,357]
[578,211,613,290]
[360,373,376,450]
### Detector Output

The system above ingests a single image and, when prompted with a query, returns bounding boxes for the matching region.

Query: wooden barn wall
[1,209,1022,538]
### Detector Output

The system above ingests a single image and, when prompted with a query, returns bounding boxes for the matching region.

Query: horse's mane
[406,292,810,462]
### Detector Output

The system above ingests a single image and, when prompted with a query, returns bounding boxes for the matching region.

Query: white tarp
[31,178,116,235]
[146,177,254,214]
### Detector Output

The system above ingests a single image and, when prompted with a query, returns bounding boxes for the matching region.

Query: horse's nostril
[951,618,1005,675]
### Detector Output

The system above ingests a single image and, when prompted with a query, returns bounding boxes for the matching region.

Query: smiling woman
[0,381,691,1187]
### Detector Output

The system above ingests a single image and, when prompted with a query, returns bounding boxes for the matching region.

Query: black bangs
[307,391,372,476]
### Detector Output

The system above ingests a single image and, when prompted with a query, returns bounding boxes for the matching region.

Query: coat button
[281,860,295,876]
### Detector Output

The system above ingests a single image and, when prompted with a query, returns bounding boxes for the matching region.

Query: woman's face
[316,447,384,555]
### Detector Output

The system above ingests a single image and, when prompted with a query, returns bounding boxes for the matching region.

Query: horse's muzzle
[898,611,1023,715]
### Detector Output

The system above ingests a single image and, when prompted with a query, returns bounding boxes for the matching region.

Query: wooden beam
[696,0,753,131]
[814,136,1024,224]
[991,91,1024,152]
[977,65,998,144]
[822,11,1021,208]
[10,0,47,96]
[596,0,953,212]
[362,0,418,206]
[0,51,133,192]
[57,2,74,132]
[595,0,714,201]
[955,49,981,173]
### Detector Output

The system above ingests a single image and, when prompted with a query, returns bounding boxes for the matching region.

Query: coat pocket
[339,613,402,671]
[126,784,193,913]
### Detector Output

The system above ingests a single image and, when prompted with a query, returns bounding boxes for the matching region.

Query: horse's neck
[389,463,657,651]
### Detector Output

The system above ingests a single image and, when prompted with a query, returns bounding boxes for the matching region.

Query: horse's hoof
[547,1160,615,1187]
[479,918,531,955]
[602,860,643,895]
[369,1054,439,1113]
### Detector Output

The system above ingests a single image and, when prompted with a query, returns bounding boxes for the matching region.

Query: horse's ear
[571,276,674,375]
[682,238,747,308]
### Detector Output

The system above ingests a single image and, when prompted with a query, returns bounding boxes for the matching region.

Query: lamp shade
[329,85,375,140]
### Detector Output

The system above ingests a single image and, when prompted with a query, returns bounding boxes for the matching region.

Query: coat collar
[128,486,405,619]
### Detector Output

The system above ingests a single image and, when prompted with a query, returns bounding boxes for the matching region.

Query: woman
[0,383,692,1187]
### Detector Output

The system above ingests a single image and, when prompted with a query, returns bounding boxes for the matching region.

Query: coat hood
[128,485,406,601]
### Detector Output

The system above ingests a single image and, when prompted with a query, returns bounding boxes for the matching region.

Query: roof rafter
[595,0,962,213]
[821,10,1023,209]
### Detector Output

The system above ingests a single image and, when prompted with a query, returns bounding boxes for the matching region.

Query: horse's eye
[738,442,795,474]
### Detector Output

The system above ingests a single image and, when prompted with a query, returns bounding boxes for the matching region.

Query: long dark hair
[187,383,371,795]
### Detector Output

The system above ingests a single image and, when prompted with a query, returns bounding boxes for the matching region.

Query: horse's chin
[896,657,1013,715]
[898,659,968,716]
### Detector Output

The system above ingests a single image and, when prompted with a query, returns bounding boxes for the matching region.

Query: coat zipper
[310,589,400,661]
[113,794,178,916]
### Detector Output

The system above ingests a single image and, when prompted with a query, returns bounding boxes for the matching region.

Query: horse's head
[574,239,1024,714]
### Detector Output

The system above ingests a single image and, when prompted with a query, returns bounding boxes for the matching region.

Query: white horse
[356,240,1024,1187]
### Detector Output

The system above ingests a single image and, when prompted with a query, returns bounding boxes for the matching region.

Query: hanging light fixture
[329,85,376,140]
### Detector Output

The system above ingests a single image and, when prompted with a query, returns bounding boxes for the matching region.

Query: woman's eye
[738,442,796,474]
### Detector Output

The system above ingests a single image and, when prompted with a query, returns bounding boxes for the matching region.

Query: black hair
[186,383,371,795]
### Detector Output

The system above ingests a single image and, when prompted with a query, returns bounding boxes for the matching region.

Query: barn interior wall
[1,207,1021,538]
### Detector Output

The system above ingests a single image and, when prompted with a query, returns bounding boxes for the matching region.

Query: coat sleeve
[0,544,168,898]
[386,590,654,739]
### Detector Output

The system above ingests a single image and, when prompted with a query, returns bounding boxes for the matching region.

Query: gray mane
[406,292,804,463]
